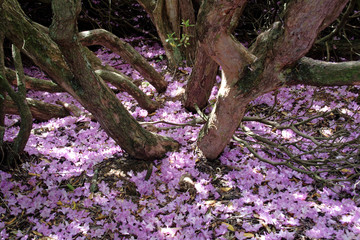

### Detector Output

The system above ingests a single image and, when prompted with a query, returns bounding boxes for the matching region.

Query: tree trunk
[0,33,32,163]
[184,1,246,112]
[184,45,218,111]
[178,0,196,64]
[1,0,179,160]
[197,0,349,159]
[137,0,197,68]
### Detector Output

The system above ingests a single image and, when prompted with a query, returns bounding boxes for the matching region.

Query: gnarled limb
[95,69,159,113]
[285,57,360,86]
[83,48,160,112]
[197,0,349,159]
[0,0,78,97]
[270,0,348,69]
[5,68,64,93]
[195,0,255,159]
[9,44,33,155]
[49,0,178,160]
[184,2,245,112]
[78,29,167,93]
[4,96,71,121]
[1,0,178,160]
[0,32,32,163]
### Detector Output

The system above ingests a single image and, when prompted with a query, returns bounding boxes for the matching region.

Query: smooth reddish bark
[197,0,350,159]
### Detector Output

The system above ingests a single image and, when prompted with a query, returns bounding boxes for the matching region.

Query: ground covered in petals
[1,39,360,239]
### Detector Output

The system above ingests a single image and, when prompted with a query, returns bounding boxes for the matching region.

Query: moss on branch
[286,57,360,86]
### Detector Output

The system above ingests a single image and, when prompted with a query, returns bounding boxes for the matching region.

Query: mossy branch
[285,57,360,87]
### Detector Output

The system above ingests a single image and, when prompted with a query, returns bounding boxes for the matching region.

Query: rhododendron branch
[49,0,178,159]
[9,45,33,157]
[4,97,70,121]
[140,118,204,127]
[78,29,167,93]
[285,57,360,87]
[84,48,160,112]
[316,0,356,44]
[5,68,64,93]
[235,112,360,183]
[95,69,159,112]
[0,35,32,163]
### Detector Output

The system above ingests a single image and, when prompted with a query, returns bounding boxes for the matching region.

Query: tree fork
[197,0,349,159]
[1,0,178,160]
[49,0,178,160]
[84,48,160,112]
[184,2,245,112]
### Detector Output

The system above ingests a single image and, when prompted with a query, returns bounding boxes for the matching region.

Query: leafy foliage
[166,19,195,48]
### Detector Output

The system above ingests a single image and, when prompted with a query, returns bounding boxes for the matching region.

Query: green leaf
[181,19,194,28]
[66,184,75,191]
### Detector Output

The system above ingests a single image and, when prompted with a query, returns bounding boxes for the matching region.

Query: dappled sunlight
[2,36,360,239]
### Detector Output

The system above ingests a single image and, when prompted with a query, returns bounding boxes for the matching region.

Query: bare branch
[4,96,70,121]
[234,111,360,184]
[95,69,160,113]
[5,68,64,92]
[78,29,167,92]
[316,0,356,44]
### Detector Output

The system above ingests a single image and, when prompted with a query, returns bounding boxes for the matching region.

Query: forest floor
[1,38,360,239]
